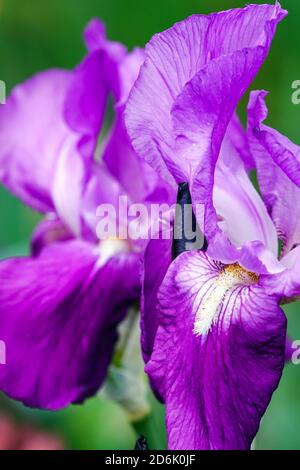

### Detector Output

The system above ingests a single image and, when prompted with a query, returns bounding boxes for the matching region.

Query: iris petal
[0,240,140,409]
[248,90,300,256]
[146,251,286,449]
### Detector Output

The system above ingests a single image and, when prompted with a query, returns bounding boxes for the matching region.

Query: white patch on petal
[193,264,258,336]
[96,238,131,267]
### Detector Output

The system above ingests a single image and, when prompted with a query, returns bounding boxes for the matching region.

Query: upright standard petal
[64,19,141,159]
[173,44,284,240]
[103,112,172,206]
[0,240,140,409]
[226,114,255,171]
[146,251,286,449]
[63,51,112,157]
[248,91,300,256]
[83,18,126,59]
[0,70,83,214]
[126,4,287,191]
[213,122,278,254]
[117,48,145,108]
[248,92,300,185]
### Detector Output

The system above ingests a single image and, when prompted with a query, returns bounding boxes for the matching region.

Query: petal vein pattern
[146,251,286,450]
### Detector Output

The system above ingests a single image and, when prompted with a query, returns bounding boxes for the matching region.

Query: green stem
[132,393,167,450]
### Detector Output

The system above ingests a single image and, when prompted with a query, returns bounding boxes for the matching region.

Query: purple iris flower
[0,19,169,410]
[125,3,297,450]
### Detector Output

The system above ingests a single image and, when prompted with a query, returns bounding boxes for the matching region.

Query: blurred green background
[0,0,300,450]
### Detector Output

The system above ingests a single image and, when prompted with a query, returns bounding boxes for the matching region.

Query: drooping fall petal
[0,240,139,409]
[146,251,286,449]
